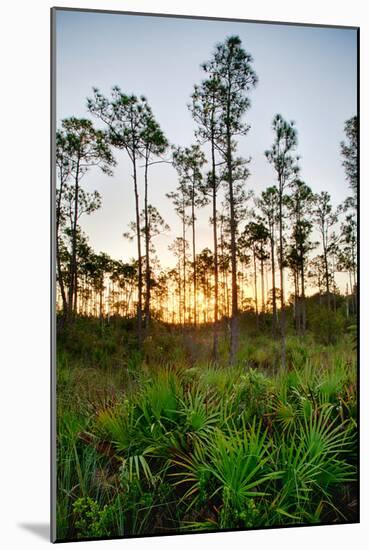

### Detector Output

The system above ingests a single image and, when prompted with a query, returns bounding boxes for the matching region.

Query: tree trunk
[322,227,331,310]
[253,248,258,327]
[144,153,151,333]
[178,266,182,324]
[279,188,286,370]
[56,180,68,319]
[132,152,143,348]
[99,287,103,320]
[294,270,300,334]
[191,178,197,327]
[270,229,277,337]
[211,138,219,360]
[182,207,187,326]
[351,246,357,314]
[261,255,265,315]
[301,260,306,333]
[68,158,80,321]
[226,128,238,364]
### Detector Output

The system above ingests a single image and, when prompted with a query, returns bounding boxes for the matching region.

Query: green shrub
[73,497,117,538]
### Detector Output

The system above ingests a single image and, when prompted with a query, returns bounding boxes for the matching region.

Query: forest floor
[56,316,358,541]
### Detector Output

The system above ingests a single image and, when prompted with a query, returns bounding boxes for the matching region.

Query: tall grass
[56,321,358,539]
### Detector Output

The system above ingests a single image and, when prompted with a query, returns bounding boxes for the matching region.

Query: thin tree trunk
[182,210,187,326]
[345,284,349,319]
[191,180,197,327]
[226,128,238,364]
[132,151,143,348]
[178,263,182,326]
[351,246,357,314]
[56,179,68,319]
[322,226,331,310]
[211,137,219,359]
[73,266,78,314]
[270,229,277,337]
[178,267,182,325]
[144,152,151,333]
[261,256,265,315]
[301,260,306,333]
[99,287,103,320]
[294,271,300,334]
[68,157,80,320]
[279,188,286,370]
[253,248,259,326]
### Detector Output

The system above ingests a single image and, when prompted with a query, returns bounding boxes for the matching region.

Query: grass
[56,316,358,540]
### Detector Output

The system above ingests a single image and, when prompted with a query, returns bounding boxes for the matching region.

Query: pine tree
[265,114,299,369]
[202,36,257,363]
[56,117,115,321]
[88,88,150,347]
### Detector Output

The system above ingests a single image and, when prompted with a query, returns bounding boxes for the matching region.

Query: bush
[308,306,345,345]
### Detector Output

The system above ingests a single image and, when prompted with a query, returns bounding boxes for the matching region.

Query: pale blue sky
[56,9,357,271]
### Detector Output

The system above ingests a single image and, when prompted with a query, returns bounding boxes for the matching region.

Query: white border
[1,1,367,549]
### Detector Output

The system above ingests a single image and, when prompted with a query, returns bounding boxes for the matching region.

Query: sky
[55,9,357,282]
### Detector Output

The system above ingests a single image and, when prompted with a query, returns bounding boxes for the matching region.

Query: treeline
[56,36,357,367]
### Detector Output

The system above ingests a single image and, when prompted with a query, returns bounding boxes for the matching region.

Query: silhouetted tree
[337,212,357,313]
[172,145,207,326]
[140,107,168,330]
[124,205,170,323]
[56,130,71,317]
[190,77,225,355]
[166,185,191,324]
[57,117,115,321]
[313,191,338,310]
[340,116,358,210]
[88,88,151,347]
[265,114,299,369]
[257,186,279,334]
[168,237,190,325]
[202,36,257,362]
[242,221,269,324]
[286,179,315,333]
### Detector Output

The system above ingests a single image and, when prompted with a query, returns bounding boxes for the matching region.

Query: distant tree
[172,145,207,326]
[58,228,93,316]
[62,185,102,314]
[166,184,191,324]
[337,212,357,313]
[256,186,279,334]
[313,191,338,310]
[168,237,190,326]
[124,205,170,322]
[308,255,326,304]
[56,130,71,317]
[111,260,138,317]
[218,210,232,318]
[242,221,269,324]
[254,223,270,316]
[196,248,214,322]
[286,179,316,333]
[56,117,115,321]
[190,75,224,356]
[339,115,357,314]
[202,36,257,363]
[89,252,113,320]
[265,114,299,369]
[340,116,358,209]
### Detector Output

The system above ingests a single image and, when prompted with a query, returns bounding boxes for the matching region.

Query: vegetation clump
[56,318,357,540]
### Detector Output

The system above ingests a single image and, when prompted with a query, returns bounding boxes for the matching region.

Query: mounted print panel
[51,7,359,543]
